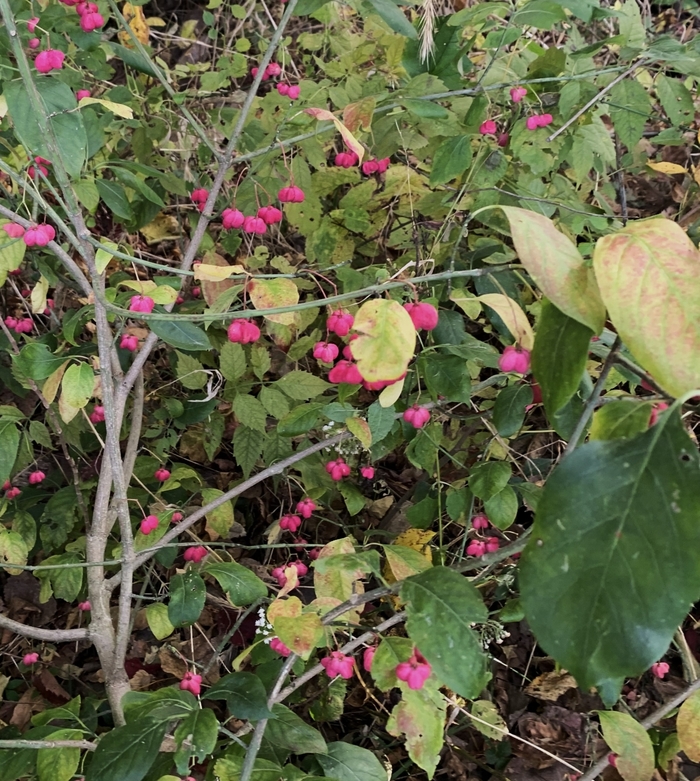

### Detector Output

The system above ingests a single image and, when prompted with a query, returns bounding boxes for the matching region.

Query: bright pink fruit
[171,512,183,523]
[328,360,363,385]
[89,405,105,423]
[140,515,159,535]
[360,466,375,479]
[498,345,531,374]
[649,402,669,427]
[191,188,209,204]
[243,216,267,234]
[154,467,170,482]
[276,83,290,96]
[327,309,354,336]
[35,49,65,73]
[396,649,431,690]
[479,120,497,135]
[270,637,291,656]
[313,341,339,363]
[403,404,430,429]
[28,38,40,49]
[265,62,282,77]
[78,601,91,611]
[27,17,40,32]
[471,513,489,530]
[129,295,155,314]
[280,514,302,533]
[296,498,316,518]
[221,208,245,229]
[286,84,300,100]
[257,205,283,225]
[404,302,438,331]
[510,87,527,102]
[28,156,50,179]
[363,646,376,672]
[485,536,500,553]
[466,540,486,557]
[80,11,104,32]
[651,661,670,679]
[76,89,91,100]
[321,651,354,679]
[334,151,358,168]
[278,185,305,203]
[179,671,202,696]
[5,486,21,500]
[24,224,55,247]
[325,457,351,481]
[184,546,208,563]
[271,560,308,587]
[227,319,261,344]
[120,334,139,352]
[28,471,45,485]
[23,652,39,665]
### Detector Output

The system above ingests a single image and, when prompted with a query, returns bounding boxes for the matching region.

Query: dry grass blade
[419,0,437,63]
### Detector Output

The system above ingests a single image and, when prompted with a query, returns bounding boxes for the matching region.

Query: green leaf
[37,730,81,781]
[150,319,212,351]
[168,571,206,627]
[492,383,533,437]
[14,343,66,380]
[677,689,700,761]
[123,689,197,723]
[609,79,652,150]
[175,351,207,390]
[387,687,445,778]
[278,403,324,436]
[401,567,489,699]
[173,709,218,775]
[96,179,132,221]
[470,700,507,741]
[483,485,518,529]
[5,79,87,179]
[418,354,471,403]
[656,75,694,127]
[276,371,331,400]
[265,704,327,754]
[0,420,19,487]
[570,119,616,182]
[205,672,273,720]
[317,742,386,781]
[0,224,26,286]
[201,488,235,538]
[85,718,167,781]
[259,387,291,420]
[367,401,396,444]
[214,756,283,781]
[233,394,267,433]
[203,561,267,606]
[593,218,700,398]
[532,299,593,417]
[220,341,246,382]
[353,299,416,383]
[429,136,472,186]
[363,0,417,38]
[61,363,93,409]
[469,461,511,502]
[598,711,654,781]
[512,0,567,28]
[520,413,700,699]
[498,206,606,333]
[145,603,175,640]
[233,424,263,478]
[589,401,653,441]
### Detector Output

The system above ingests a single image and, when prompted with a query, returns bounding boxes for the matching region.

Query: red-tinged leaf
[248,278,299,326]
[342,97,375,133]
[593,218,700,398]
[304,108,365,162]
[598,711,654,781]
[199,252,239,307]
[387,687,445,778]
[677,689,700,761]
[274,612,324,660]
[498,206,606,333]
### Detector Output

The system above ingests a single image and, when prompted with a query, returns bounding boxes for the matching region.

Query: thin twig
[0,740,96,751]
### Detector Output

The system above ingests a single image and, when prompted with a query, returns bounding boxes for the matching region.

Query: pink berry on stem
[129,295,155,314]
[221,208,245,229]
[28,471,45,485]
[227,319,261,344]
[403,404,430,429]
[89,405,105,423]
[23,652,39,665]
[140,515,159,535]
[334,151,358,168]
[651,661,670,679]
[327,309,354,336]
[120,334,139,352]
[313,341,339,363]
[184,546,208,564]
[360,466,375,479]
[270,637,291,657]
[396,649,431,690]
[321,651,354,679]
[498,345,531,374]
[403,302,438,331]
[296,498,316,518]
[154,467,170,482]
[279,514,302,533]
[278,185,305,203]
[243,216,267,235]
[479,120,497,135]
[35,49,65,74]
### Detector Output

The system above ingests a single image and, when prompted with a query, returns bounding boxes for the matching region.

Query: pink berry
[78,601,91,611]
[24,224,55,247]
[396,649,431,690]
[479,120,497,135]
[4,317,17,330]
[327,309,354,337]
[227,319,261,344]
[257,205,283,225]
[120,334,139,352]
[286,85,301,100]
[278,185,305,203]
[466,540,486,557]
[325,458,351,481]
[362,159,379,175]
[179,671,202,696]
[191,188,209,204]
[243,216,267,235]
[498,345,531,374]
[129,295,155,314]
[80,11,104,32]
[221,208,245,229]
[497,133,510,147]
[403,302,438,331]
[360,466,375,479]
[649,402,669,427]
[27,17,40,33]
[471,513,489,530]
[485,536,500,553]
[5,486,21,500]
[334,151,358,168]
[28,471,45,485]
[510,87,527,103]
[321,651,354,680]
[328,360,363,385]
[23,652,39,665]
[651,661,670,679]
[276,83,290,96]
[403,404,430,429]
[313,341,339,363]
[35,49,65,74]
[28,38,40,49]
[280,514,302,533]
[89,405,105,424]
[140,515,159,535]
[183,546,208,564]
[265,62,282,77]
[295,498,316,519]
[270,637,292,657]
[14,318,33,334]
[171,512,183,523]
[363,646,376,672]
[154,468,171,482]
[76,89,91,100]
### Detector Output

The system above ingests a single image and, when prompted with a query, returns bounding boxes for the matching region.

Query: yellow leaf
[450,289,481,319]
[693,166,700,187]
[193,263,246,282]
[678,688,700,761]
[248,278,299,326]
[647,161,687,175]
[274,613,324,660]
[139,213,181,245]
[30,276,49,314]
[477,293,534,350]
[394,528,435,560]
[379,376,405,408]
[118,2,150,47]
[304,107,365,163]
[352,299,416,383]
[79,97,134,119]
[121,279,158,294]
[346,417,372,448]
[200,252,241,308]
[95,240,119,274]
[42,361,69,405]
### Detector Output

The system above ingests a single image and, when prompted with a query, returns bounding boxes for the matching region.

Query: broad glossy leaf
[532,299,593,417]
[278,403,324,436]
[492,383,532,437]
[483,485,518,529]
[36,729,81,781]
[173,709,218,775]
[205,672,273,720]
[520,413,700,700]
[364,0,417,38]
[593,218,700,398]
[469,461,511,502]
[499,206,606,333]
[677,689,700,761]
[0,420,19,487]
[265,704,327,754]
[598,711,654,781]
[168,571,206,627]
[401,567,489,699]
[418,354,471,403]
[317,743,386,781]
[14,343,66,381]
[61,363,93,409]
[150,319,212,351]
[85,718,167,781]
[201,488,235,539]
[123,689,197,724]
[352,299,416,383]
[387,687,445,778]
[429,136,472,186]
[203,561,267,606]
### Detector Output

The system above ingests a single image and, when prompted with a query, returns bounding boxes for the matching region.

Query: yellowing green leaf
[477,293,534,350]
[677,689,700,761]
[146,603,175,640]
[387,687,445,778]
[79,97,134,119]
[346,417,372,448]
[95,240,119,274]
[598,711,654,781]
[593,218,700,398]
[647,161,686,175]
[352,299,416,383]
[304,107,365,162]
[274,612,324,660]
[61,362,94,409]
[450,289,481,319]
[248,278,299,326]
[498,206,606,333]
[0,529,28,575]
[193,263,246,282]
[30,276,49,314]
[379,376,404,407]
[201,488,234,540]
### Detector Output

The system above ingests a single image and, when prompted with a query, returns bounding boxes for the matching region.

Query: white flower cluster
[471,619,511,648]
[321,420,364,457]
[255,607,273,644]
